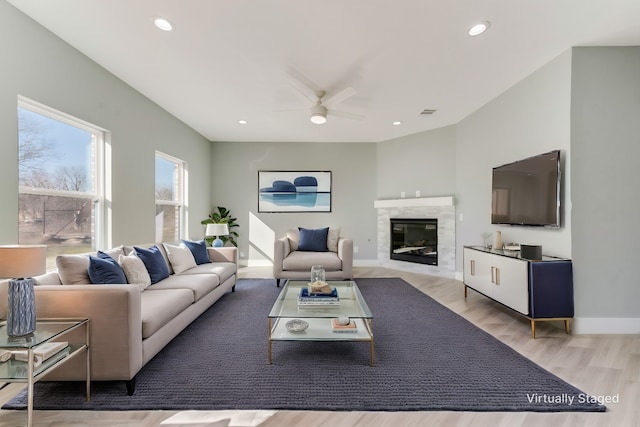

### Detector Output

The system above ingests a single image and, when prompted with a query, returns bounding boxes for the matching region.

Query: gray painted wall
[0,2,212,246]
[571,47,640,318]
[209,141,378,263]
[376,125,456,199]
[455,50,573,272]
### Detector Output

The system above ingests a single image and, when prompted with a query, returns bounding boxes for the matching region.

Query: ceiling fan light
[310,105,327,124]
[310,113,327,124]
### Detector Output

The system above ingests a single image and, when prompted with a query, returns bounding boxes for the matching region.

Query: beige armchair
[273,228,353,286]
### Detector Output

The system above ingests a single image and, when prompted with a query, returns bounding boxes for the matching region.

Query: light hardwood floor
[0,266,638,427]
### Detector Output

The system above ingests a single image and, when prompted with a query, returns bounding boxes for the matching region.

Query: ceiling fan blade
[323,87,356,108]
[327,109,364,121]
[287,82,315,105]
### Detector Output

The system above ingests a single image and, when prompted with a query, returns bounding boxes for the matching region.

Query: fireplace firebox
[390,218,438,265]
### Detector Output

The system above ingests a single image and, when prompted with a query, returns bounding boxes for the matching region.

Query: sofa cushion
[134,246,170,284]
[298,227,329,252]
[56,254,90,285]
[163,243,197,273]
[118,253,151,291]
[102,245,125,260]
[140,288,194,338]
[286,229,299,251]
[177,262,236,284]
[88,255,128,284]
[182,239,211,265]
[282,251,342,271]
[327,228,340,252]
[149,273,220,302]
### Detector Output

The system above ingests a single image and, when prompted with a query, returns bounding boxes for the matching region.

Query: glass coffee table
[268,280,374,366]
[0,318,90,427]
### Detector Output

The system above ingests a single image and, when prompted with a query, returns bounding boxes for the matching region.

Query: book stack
[331,318,358,333]
[10,341,70,368]
[298,287,340,306]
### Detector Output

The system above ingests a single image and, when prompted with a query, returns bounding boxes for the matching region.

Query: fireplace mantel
[374,196,454,209]
[375,196,456,278]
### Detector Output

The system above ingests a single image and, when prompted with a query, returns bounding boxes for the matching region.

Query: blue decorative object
[7,278,36,336]
[87,256,128,284]
[182,240,212,265]
[298,227,329,252]
[134,246,170,284]
[212,238,223,248]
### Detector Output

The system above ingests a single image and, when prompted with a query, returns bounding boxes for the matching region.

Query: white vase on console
[494,231,503,250]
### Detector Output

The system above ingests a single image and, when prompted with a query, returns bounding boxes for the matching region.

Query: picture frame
[258,170,332,213]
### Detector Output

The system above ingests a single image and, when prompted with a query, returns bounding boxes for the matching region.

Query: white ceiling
[8,0,640,143]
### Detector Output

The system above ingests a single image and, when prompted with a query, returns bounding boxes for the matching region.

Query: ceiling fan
[288,83,364,125]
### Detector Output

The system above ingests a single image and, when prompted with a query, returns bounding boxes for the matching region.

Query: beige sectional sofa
[0,242,238,395]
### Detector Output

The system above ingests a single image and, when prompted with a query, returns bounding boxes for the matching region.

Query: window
[155,152,186,242]
[18,97,106,267]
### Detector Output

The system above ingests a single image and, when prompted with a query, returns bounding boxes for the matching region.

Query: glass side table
[0,318,90,427]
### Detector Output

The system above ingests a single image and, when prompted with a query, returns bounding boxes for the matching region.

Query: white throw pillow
[327,228,341,252]
[118,253,151,291]
[163,243,197,274]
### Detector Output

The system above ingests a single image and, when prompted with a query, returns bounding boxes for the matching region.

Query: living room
[1,1,640,425]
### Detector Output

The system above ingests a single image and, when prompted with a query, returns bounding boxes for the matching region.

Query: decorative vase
[310,265,325,283]
[7,279,36,336]
[494,231,503,250]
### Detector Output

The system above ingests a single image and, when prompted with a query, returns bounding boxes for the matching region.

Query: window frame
[17,95,108,253]
[155,151,187,241]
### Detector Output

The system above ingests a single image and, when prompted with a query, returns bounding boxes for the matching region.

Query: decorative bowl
[285,319,309,333]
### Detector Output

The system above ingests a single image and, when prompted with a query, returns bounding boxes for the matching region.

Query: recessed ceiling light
[392,121,402,126]
[154,18,173,31]
[468,21,490,36]
[238,120,248,125]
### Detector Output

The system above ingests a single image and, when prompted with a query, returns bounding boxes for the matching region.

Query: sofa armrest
[30,284,143,381]
[207,246,238,264]
[273,237,291,278]
[338,238,354,279]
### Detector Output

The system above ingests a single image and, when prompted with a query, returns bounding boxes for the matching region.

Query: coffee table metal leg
[267,318,272,364]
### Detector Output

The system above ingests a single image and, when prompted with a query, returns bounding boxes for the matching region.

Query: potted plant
[201,206,239,247]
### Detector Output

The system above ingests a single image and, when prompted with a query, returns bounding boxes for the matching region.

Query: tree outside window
[155,152,185,242]
[17,98,105,268]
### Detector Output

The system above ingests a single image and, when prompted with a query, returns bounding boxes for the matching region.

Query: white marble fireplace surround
[374,197,455,278]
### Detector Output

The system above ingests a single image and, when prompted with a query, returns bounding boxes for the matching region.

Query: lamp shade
[205,223,229,237]
[0,245,47,279]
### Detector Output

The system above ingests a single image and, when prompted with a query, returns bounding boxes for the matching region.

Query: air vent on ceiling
[420,109,437,115]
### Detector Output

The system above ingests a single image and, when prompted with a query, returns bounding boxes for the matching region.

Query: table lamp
[205,223,229,247]
[0,245,47,336]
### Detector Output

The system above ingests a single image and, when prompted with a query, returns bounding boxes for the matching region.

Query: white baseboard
[353,259,380,267]
[573,317,640,334]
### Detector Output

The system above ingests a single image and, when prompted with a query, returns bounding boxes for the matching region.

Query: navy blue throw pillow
[182,239,211,265]
[134,246,170,284]
[88,255,128,284]
[298,227,329,252]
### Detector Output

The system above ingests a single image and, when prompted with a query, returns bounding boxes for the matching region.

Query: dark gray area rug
[3,278,605,412]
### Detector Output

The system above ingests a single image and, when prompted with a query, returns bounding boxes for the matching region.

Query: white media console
[463,246,574,338]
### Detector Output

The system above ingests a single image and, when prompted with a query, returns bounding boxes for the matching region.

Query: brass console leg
[531,320,536,339]
[564,319,570,335]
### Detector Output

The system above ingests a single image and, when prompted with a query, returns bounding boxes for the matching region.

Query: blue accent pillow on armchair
[298,227,329,252]
[88,255,128,284]
[134,246,170,284]
[182,239,211,265]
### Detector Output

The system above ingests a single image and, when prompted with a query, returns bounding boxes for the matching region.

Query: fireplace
[390,218,438,266]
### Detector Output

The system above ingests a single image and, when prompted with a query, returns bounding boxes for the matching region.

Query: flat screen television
[491,150,561,227]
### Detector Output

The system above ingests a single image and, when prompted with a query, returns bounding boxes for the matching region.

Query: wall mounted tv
[491,149,561,227]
